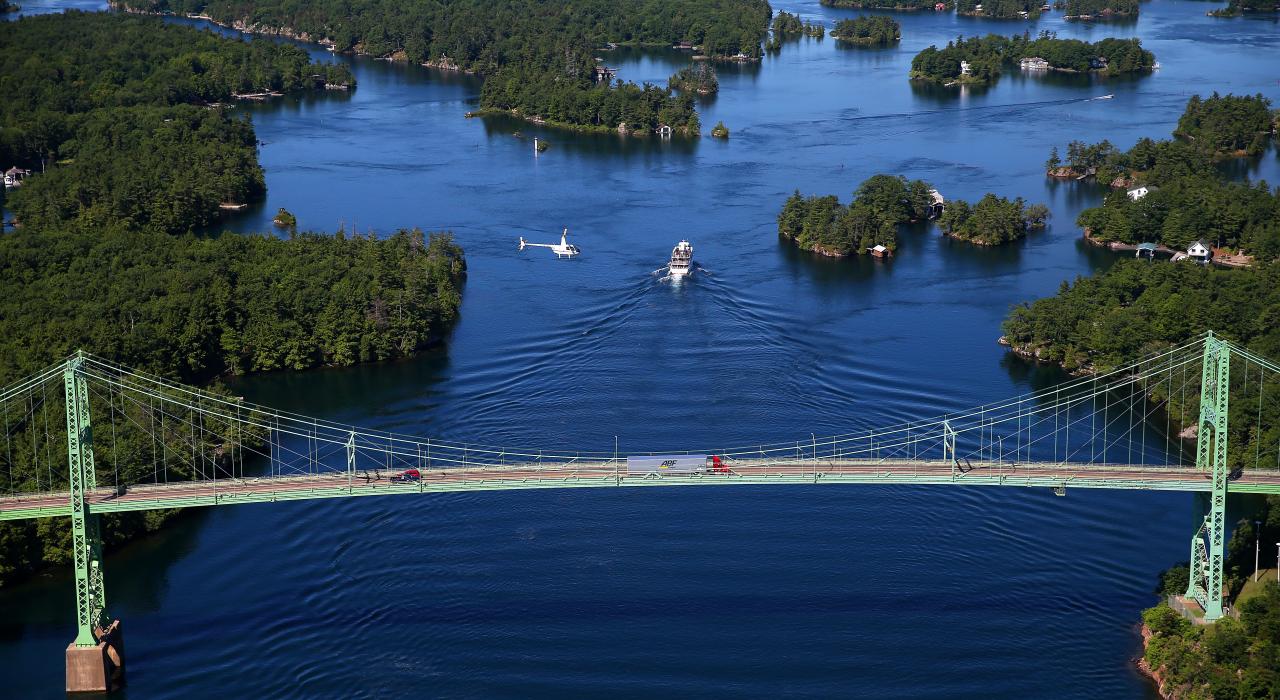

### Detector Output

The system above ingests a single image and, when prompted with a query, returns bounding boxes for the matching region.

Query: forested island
[772,11,825,37]
[669,63,720,95]
[778,175,935,256]
[831,16,901,45]
[1002,261,1280,372]
[1043,95,1280,261]
[0,12,467,587]
[1210,0,1280,16]
[0,11,353,233]
[1175,93,1277,157]
[911,32,1156,85]
[1050,93,1276,181]
[822,0,952,9]
[956,0,1042,19]
[1057,0,1141,18]
[937,194,1049,245]
[477,64,701,135]
[116,0,771,134]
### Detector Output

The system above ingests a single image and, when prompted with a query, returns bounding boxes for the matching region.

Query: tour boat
[668,240,693,277]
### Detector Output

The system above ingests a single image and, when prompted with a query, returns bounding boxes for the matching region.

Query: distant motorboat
[1096,94,1115,100]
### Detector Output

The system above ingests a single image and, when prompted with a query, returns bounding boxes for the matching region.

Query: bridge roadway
[4,459,1280,521]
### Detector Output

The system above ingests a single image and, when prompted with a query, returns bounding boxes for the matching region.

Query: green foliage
[822,0,950,9]
[125,0,772,63]
[1078,178,1280,256]
[273,207,297,231]
[1212,0,1280,16]
[831,16,902,45]
[956,0,1042,18]
[480,61,700,135]
[1001,258,1280,380]
[1056,96,1280,259]
[1143,586,1280,699]
[910,31,1155,85]
[118,0,770,133]
[711,121,730,138]
[1159,563,1192,596]
[0,11,347,234]
[778,175,933,256]
[669,63,719,95]
[1061,0,1140,16]
[0,226,466,384]
[9,106,264,234]
[1175,93,1276,156]
[772,11,805,34]
[938,194,1048,245]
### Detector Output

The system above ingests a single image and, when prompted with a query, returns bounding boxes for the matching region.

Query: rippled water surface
[2,1,1279,697]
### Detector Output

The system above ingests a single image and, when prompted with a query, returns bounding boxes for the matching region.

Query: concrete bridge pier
[66,619,125,693]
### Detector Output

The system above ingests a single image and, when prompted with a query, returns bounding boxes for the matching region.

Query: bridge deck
[4,459,1280,521]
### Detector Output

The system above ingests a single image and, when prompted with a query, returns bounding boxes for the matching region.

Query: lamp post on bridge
[1256,520,1262,582]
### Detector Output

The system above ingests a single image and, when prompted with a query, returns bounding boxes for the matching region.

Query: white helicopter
[518,228,580,258]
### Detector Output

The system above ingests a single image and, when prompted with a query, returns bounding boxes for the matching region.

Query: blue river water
[2,1,1279,697]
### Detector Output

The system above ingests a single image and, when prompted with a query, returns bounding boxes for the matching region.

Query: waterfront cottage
[3,166,30,188]
[1135,242,1158,259]
[1126,185,1156,200]
[959,60,972,76]
[1187,240,1213,262]
[869,244,892,258]
[1020,57,1050,71]
[594,65,616,83]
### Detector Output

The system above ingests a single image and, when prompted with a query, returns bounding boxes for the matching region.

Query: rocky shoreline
[1137,623,1179,700]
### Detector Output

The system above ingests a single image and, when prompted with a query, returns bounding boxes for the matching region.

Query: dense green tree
[668,63,719,95]
[956,0,1042,18]
[938,193,1047,245]
[1212,0,1280,16]
[822,0,950,8]
[1176,93,1276,156]
[910,32,1155,85]
[831,16,901,45]
[778,175,933,256]
[0,12,350,233]
[117,0,771,132]
[1054,96,1280,259]
[1060,0,1140,16]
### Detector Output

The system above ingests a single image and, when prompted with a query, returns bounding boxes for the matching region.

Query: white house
[1020,57,1050,71]
[959,60,972,76]
[1187,239,1212,262]
[3,166,31,189]
[1126,185,1155,201]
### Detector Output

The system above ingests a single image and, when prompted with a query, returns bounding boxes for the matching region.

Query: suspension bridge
[2,332,1279,692]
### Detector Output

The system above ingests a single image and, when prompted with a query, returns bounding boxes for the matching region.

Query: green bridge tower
[1186,332,1230,620]
[63,354,125,693]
